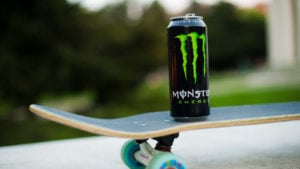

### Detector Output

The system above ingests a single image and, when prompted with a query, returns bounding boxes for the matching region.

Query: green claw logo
[176,32,207,84]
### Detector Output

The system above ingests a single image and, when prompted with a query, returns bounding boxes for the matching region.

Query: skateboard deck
[29,102,300,139]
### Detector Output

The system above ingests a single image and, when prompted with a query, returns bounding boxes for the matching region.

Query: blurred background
[0,0,299,146]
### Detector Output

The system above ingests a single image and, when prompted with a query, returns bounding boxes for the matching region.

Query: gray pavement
[0,120,300,169]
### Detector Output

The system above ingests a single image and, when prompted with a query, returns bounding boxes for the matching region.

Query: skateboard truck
[135,133,179,152]
[122,133,185,169]
[153,133,179,152]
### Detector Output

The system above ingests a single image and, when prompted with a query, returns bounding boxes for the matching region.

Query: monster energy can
[167,13,210,121]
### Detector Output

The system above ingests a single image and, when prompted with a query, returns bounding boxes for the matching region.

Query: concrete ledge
[0,121,300,169]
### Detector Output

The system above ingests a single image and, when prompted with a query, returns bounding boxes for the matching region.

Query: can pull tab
[185,13,196,17]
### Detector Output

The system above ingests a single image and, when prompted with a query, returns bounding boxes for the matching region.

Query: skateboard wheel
[121,140,145,169]
[147,152,186,169]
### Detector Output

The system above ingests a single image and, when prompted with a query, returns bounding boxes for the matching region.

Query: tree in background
[0,0,170,118]
[186,1,266,70]
[0,0,93,117]
[89,1,169,103]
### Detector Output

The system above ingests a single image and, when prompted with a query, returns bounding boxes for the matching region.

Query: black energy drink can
[167,13,210,121]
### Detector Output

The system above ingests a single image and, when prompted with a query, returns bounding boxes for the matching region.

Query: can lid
[170,13,203,21]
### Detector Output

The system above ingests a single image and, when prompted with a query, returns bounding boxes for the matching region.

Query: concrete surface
[0,121,300,169]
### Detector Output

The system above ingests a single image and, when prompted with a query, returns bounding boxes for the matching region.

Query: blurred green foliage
[0,0,270,145]
[0,0,169,110]
[188,2,266,70]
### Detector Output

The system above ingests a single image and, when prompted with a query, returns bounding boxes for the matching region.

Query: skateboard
[29,102,300,169]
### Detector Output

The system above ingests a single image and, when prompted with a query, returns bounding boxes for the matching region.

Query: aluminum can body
[167,13,210,121]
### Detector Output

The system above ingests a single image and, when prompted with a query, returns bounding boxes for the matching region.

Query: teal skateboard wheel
[147,152,186,169]
[121,140,145,169]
